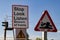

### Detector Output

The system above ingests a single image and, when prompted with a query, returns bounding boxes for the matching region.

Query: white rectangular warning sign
[12,5,28,28]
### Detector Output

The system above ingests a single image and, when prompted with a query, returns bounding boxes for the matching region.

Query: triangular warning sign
[16,30,25,38]
[34,10,57,32]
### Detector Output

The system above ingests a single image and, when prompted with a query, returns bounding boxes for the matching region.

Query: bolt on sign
[12,5,28,28]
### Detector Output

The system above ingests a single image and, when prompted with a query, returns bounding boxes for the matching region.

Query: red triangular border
[34,10,57,32]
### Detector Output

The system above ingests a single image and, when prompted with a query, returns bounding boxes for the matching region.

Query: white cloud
[0,37,14,40]
[58,30,60,33]
[29,35,41,40]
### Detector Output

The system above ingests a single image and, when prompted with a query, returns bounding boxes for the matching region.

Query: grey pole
[42,31,47,40]
[4,29,6,40]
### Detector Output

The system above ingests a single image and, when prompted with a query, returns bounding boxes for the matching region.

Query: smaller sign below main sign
[34,10,57,32]
[16,30,25,38]
[12,5,28,28]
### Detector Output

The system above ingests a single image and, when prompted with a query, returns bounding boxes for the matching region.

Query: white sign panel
[12,5,28,28]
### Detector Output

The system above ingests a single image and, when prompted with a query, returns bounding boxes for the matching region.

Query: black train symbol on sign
[40,22,52,29]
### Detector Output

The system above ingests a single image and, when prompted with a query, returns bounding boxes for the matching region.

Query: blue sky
[0,0,60,40]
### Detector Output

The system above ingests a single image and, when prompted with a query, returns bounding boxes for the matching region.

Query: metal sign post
[2,22,13,40]
[2,22,8,40]
[4,29,6,40]
[42,32,47,40]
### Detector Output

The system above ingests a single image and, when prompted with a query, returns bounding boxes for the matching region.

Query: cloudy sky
[0,0,60,40]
